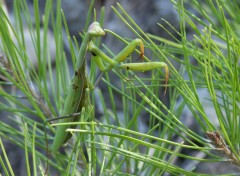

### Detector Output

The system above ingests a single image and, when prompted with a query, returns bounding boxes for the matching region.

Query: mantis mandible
[49,21,169,152]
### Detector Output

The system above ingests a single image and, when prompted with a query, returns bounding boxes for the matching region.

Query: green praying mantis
[47,21,169,154]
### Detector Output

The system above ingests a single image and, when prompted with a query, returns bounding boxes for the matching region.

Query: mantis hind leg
[43,112,82,174]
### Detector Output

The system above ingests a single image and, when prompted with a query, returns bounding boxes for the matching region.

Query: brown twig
[206,131,240,167]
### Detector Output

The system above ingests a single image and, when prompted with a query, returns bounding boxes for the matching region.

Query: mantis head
[88,22,105,37]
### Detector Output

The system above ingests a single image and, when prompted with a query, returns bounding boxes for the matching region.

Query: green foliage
[0,0,239,175]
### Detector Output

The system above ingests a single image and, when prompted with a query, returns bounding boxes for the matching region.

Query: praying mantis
[48,21,169,153]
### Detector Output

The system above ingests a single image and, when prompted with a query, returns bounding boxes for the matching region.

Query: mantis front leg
[88,39,169,94]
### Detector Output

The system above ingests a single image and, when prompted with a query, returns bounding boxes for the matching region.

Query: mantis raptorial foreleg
[48,21,169,153]
[88,39,169,94]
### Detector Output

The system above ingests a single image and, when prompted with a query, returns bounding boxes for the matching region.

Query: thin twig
[206,131,240,167]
